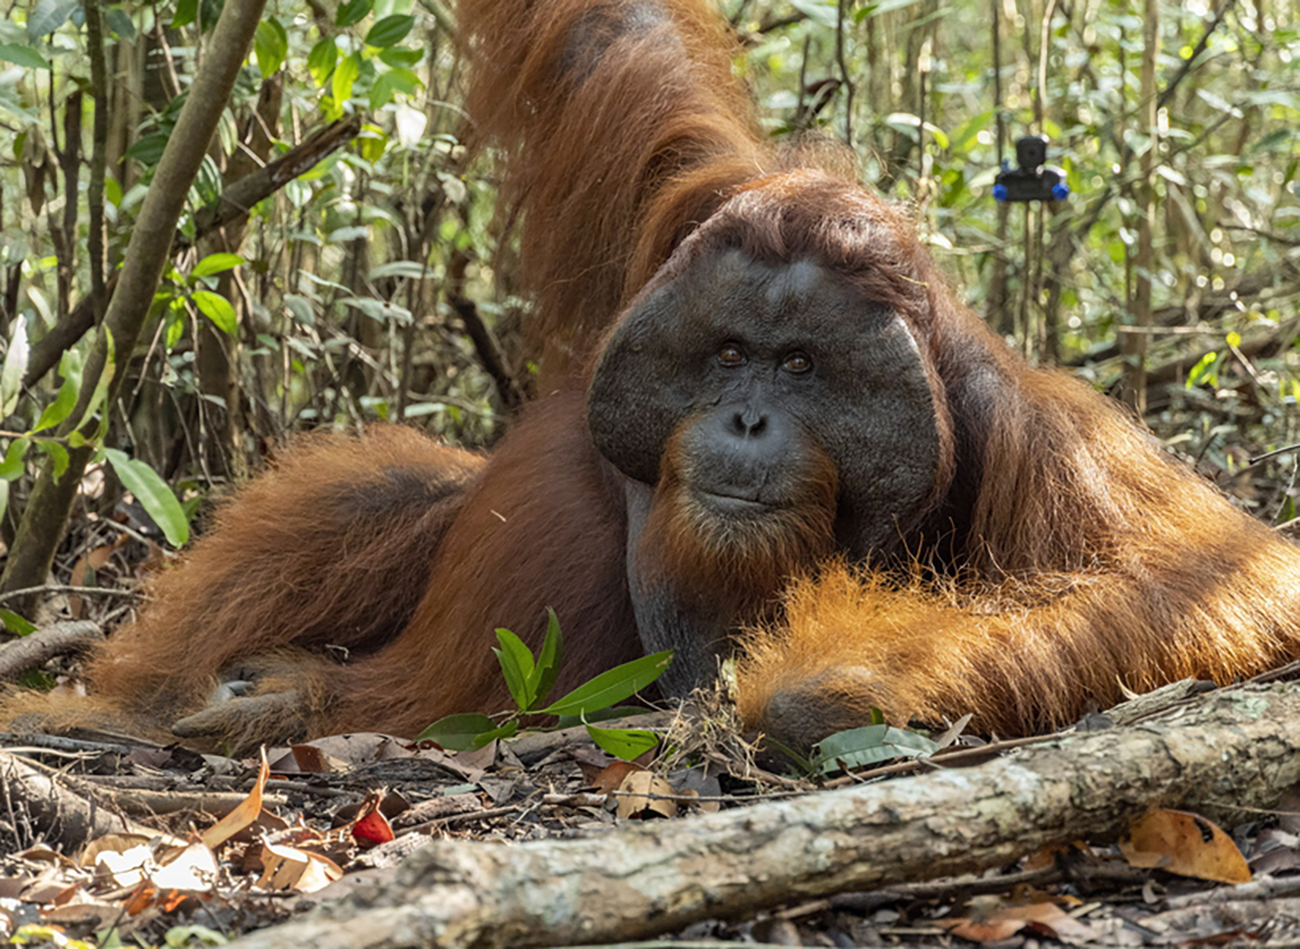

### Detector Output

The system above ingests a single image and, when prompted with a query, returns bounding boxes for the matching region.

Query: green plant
[418,608,672,761]
[806,708,941,776]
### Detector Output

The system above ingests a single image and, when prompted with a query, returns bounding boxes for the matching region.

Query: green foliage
[191,289,238,335]
[534,651,674,717]
[0,609,38,636]
[419,611,671,760]
[103,448,191,547]
[162,924,229,946]
[809,722,940,775]
[365,14,415,48]
[254,19,289,77]
[0,0,1294,628]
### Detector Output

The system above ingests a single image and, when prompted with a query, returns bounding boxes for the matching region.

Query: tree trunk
[1119,0,1159,415]
[0,0,270,607]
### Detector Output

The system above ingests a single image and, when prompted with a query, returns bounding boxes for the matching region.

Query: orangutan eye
[782,351,812,374]
[718,343,746,367]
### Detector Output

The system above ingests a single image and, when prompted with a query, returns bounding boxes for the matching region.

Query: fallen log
[227,680,1300,949]
[0,750,171,849]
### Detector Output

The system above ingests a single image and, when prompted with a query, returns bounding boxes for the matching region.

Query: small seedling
[417,608,672,761]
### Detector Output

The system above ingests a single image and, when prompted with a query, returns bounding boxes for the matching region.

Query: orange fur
[7,0,1300,754]
[2,428,485,744]
[737,371,1300,739]
[460,0,768,382]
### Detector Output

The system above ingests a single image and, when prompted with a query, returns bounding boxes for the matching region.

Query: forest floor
[5,677,1300,948]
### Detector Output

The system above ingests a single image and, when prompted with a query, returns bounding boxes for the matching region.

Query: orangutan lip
[697,489,772,511]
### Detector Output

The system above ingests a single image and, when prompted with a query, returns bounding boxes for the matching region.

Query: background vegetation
[0,0,1296,622]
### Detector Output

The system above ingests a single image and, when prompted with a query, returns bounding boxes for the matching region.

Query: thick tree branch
[188,115,362,239]
[0,620,103,681]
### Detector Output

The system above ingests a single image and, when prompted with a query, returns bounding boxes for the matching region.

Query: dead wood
[1138,897,1300,935]
[0,620,103,681]
[0,750,169,850]
[226,680,1300,949]
[188,115,362,239]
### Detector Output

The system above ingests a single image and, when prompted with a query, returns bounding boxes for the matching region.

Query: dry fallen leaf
[79,834,154,870]
[201,749,271,850]
[943,901,1096,944]
[255,840,343,894]
[151,840,219,892]
[91,842,156,889]
[351,792,396,847]
[1119,808,1251,884]
[592,760,643,795]
[942,915,1026,943]
[1122,808,1251,883]
[615,771,677,820]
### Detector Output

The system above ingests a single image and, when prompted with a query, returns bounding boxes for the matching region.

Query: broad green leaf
[36,440,69,480]
[370,67,421,109]
[586,724,659,761]
[811,724,939,775]
[254,18,288,77]
[552,706,649,729]
[857,0,922,19]
[27,0,79,38]
[0,608,36,636]
[104,7,136,39]
[191,252,245,279]
[471,719,519,748]
[330,227,371,244]
[529,607,564,707]
[104,448,190,546]
[367,261,432,280]
[417,712,498,750]
[335,0,373,27]
[332,52,361,108]
[0,438,29,480]
[379,47,421,67]
[172,0,198,27]
[192,290,238,335]
[162,925,227,947]
[1,317,29,416]
[126,132,169,167]
[0,43,52,70]
[166,312,185,350]
[1253,128,1295,154]
[353,123,387,163]
[69,329,115,439]
[307,36,338,86]
[284,294,316,326]
[882,112,949,149]
[56,346,85,387]
[365,14,414,47]
[494,627,536,711]
[537,650,672,717]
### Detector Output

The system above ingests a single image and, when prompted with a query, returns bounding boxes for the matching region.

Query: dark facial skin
[588,247,945,695]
